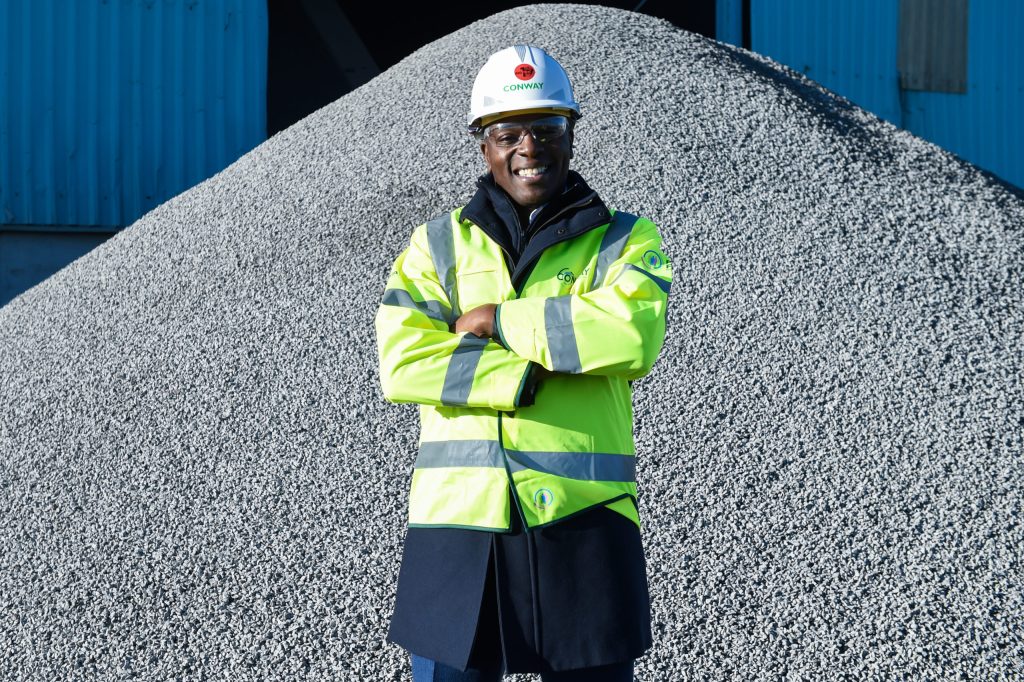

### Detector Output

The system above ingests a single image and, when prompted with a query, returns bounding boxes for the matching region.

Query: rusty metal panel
[899,0,968,93]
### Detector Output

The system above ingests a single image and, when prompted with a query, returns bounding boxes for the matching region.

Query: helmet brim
[468,103,581,130]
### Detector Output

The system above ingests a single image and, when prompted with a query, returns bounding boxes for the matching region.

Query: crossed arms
[374,214,672,411]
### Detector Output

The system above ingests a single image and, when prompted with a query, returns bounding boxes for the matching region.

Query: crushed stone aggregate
[1,5,1022,680]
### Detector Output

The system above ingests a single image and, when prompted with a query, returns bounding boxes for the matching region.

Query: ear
[568,129,575,160]
[479,142,494,172]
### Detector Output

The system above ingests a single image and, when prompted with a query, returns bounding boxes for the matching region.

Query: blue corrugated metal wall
[0,0,267,306]
[716,0,744,49]
[730,0,1022,190]
[750,0,903,124]
[901,2,1022,187]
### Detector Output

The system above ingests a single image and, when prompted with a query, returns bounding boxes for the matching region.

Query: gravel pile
[2,4,1022,680]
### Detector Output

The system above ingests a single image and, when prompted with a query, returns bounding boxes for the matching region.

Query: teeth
[516,166,548,177]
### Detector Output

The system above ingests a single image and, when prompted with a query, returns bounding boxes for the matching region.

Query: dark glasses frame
[472,115,571,147]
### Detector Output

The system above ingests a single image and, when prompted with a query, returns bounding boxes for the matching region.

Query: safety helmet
[467,45,581,132]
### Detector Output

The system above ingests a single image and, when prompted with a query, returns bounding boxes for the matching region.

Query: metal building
[4,1,1018,307]
[0,0,268,306]
[717,0,1024,190]
[0,0,714,308]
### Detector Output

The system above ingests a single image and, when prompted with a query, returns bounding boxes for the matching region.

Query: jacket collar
[461,171,612,291]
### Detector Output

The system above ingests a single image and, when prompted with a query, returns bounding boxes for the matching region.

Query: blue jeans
[411,653,634,681]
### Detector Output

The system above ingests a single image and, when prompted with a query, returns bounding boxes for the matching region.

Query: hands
[452,304,555,392]
[451,304,497,338]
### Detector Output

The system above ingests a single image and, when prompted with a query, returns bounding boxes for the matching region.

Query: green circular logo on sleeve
[643,250,664,269]
[533,488,554,510]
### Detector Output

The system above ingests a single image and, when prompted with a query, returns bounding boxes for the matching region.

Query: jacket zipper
[497,405,544,651]
[492,202,585,656]
[493,193,598,530]
[497,411,529,532]
[497,409,544,647]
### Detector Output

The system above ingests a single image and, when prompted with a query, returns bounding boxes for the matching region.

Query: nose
[516,130,540,155]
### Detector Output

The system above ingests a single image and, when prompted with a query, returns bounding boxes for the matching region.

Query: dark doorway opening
[267,1,717,135]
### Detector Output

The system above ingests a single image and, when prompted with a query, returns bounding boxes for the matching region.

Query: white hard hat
[467,45,581,131]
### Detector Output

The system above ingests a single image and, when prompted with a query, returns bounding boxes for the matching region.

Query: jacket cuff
[514,363,542,407]
[493,303,508,349]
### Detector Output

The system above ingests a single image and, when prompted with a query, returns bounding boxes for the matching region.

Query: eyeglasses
[475,115,570,148]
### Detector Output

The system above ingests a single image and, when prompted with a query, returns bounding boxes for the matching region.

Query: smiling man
[375,45,672,681]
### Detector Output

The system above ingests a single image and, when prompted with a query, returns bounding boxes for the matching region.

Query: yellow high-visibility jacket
[374,202,671,532]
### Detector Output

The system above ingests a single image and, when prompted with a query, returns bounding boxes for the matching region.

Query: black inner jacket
[460,170,612,293]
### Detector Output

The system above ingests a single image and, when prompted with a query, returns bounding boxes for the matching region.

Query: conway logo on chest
[556,266,589,286]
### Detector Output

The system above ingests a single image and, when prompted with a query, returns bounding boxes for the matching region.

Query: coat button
[557,228,567,235]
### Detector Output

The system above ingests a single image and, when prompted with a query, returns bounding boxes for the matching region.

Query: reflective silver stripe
[544,295,582,374]
[506,449,636,482]
[591,210,638,288]
[440,334,488,406]
[415,440,504,468]
[425,214,460,318]
[414,441,636,482]
[617,263,671,294]
[381,288,452,324]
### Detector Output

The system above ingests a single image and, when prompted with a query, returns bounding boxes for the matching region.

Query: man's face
[479,113,574,211]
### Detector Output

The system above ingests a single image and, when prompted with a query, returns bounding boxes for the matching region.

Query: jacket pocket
[455,267,502,312]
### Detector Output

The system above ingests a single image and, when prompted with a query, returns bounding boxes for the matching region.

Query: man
[375,45,671,681]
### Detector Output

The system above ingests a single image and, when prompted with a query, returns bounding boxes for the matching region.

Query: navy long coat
[386,490,653,673]
[386,174,654,673]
